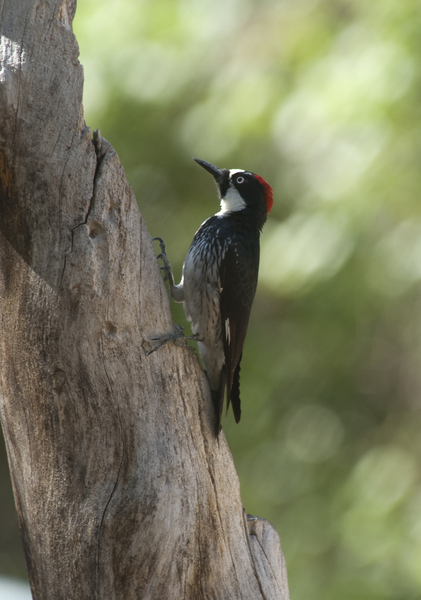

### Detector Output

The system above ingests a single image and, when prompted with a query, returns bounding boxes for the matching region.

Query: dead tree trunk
[0,1,290,598]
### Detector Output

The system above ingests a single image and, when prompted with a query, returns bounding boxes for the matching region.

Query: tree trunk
[0,1,290,598]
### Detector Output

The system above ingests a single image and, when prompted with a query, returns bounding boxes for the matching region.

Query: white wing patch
[225,318,230,345]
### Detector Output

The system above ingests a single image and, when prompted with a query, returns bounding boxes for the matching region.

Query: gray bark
[0,0,290,598]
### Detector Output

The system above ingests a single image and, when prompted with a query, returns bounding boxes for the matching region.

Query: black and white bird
[155,158,273,434]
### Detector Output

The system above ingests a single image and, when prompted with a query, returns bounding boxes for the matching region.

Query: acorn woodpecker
[155,158,273,435]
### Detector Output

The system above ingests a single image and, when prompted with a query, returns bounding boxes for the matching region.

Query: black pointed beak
[193,158,224,180]
[194,158,230,198]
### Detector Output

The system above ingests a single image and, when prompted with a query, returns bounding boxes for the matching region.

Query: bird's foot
[147,324,185,355]
[147,325,201,356]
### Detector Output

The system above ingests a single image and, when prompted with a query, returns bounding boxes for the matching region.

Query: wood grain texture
[0,0,290,598]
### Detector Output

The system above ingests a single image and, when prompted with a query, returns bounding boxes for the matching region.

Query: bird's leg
[153,237,184,302]
[154,237,175,285]
[149,237,201,355]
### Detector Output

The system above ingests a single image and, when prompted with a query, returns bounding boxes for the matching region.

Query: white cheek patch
[216,186,246,215]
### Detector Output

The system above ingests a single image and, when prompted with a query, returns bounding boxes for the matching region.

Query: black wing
[219,239,259,424]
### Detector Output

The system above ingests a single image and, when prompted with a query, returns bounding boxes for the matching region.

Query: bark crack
[174,367,210,600]
[60,130,109,285]
[193,483,206,600]
[206,454,243,595]
[190,372,246,596]
[95,328,125,590]
[243,513,273,600]
[252,524,285,598]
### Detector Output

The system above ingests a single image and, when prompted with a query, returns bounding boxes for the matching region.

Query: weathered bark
[0,1,290,598]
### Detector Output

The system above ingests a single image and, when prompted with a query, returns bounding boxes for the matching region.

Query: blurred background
[2,0,421,598]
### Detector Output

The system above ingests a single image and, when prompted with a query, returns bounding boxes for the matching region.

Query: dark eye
[236,176,245,184]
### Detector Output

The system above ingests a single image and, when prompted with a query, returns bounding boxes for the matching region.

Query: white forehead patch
[229,169,245,176]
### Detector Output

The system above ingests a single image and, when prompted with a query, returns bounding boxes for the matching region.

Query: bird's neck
[215,205,267,233]
[216,187,246,216]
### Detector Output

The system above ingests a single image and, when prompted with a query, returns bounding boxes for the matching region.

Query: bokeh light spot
[286,404,344,463]
[350,444,417,513]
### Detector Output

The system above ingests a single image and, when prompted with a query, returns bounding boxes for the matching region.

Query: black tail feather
[230,358,242,424]
[210,358,242,434]
[211,367,226,436]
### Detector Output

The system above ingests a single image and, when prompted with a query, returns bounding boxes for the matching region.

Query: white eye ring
[236,176,245,184]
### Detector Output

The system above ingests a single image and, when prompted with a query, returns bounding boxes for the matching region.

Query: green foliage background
[72,0,421,597]
[2,0,421,598]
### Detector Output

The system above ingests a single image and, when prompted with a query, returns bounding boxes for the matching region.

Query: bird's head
[193,158,273,218]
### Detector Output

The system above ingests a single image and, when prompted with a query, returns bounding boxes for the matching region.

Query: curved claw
[147,324,186,356]
[152,237,166,255]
